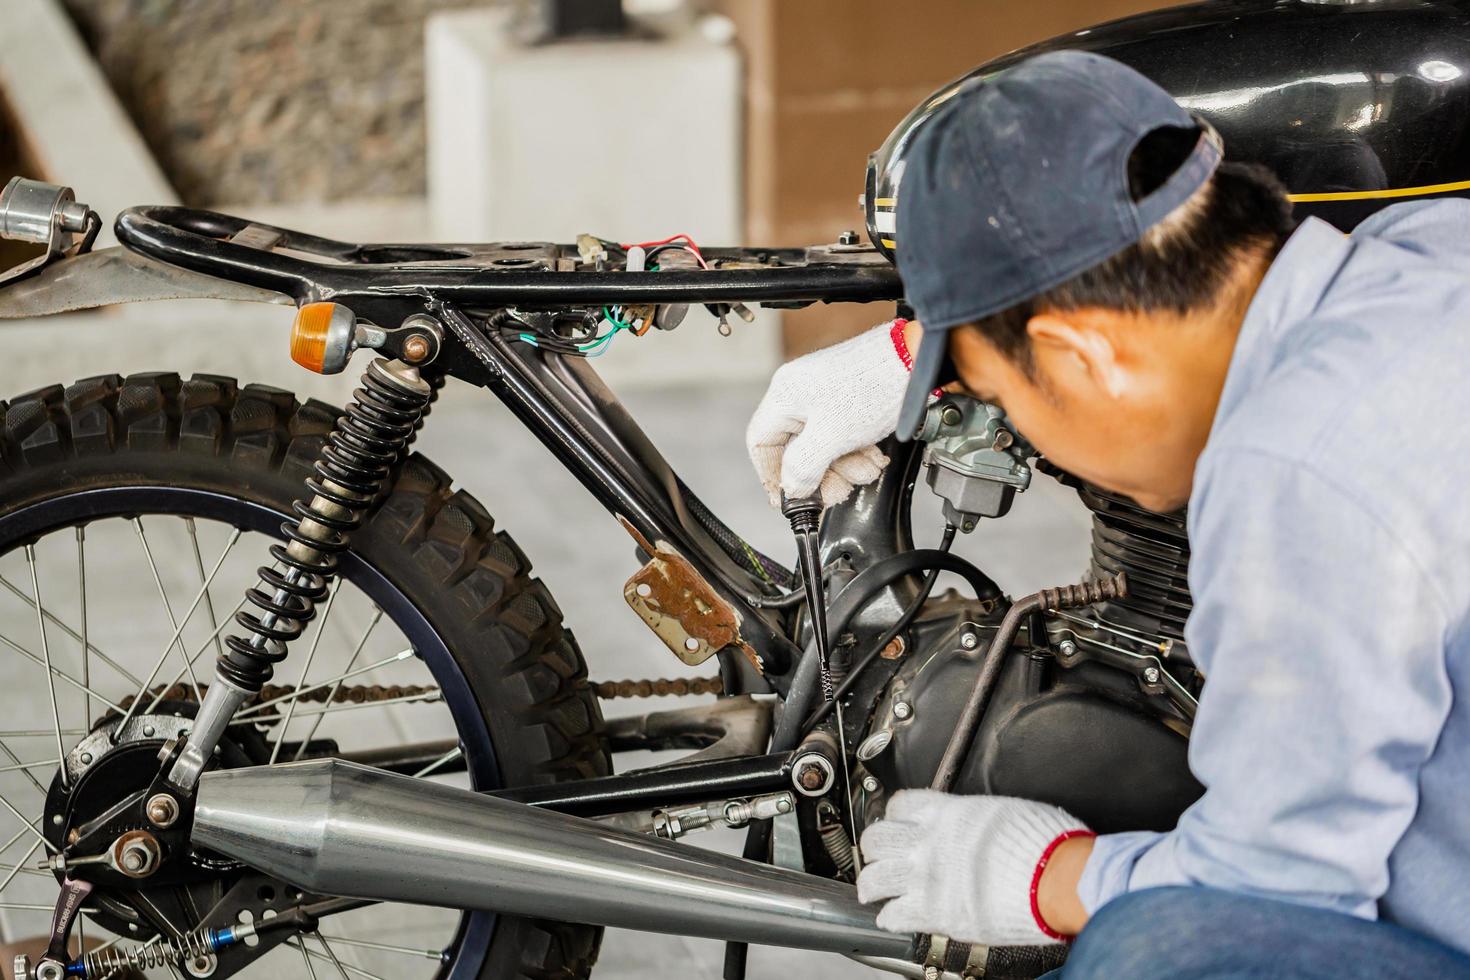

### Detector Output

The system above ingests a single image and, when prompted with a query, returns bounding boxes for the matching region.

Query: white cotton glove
[746,320,913,509]
[857,790,1091,946]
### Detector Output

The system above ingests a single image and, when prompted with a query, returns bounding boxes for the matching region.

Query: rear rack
[114,205,904,309]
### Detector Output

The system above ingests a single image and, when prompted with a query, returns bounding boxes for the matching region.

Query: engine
[860,398,1204,834]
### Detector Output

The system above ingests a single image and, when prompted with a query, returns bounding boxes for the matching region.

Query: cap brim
[896,332,948,441]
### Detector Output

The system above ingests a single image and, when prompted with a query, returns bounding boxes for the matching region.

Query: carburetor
[919,394,1032,531]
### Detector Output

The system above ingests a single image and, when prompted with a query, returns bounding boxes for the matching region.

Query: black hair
[966,125,1295,369]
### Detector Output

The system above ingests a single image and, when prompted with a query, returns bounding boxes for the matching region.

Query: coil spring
[81,931,216,976]
[220,358,433,692]
[817,802,855,878]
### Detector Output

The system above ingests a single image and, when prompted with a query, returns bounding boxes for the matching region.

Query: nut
[146,793,180,829]
[1057,639,1078,658]
[111,830,161,879]
[880,636,906,660]
[401,334,432,363]
[1143,666,1162,684]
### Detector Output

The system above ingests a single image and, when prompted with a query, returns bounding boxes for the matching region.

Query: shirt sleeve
[1076,449,1454,919]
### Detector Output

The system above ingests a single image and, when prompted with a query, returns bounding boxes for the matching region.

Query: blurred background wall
[35,0,1176,357]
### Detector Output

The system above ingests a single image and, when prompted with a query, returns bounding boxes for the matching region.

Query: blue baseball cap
[894,50,1222,439]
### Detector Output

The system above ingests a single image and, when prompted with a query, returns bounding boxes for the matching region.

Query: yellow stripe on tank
[1289,178,1470,203]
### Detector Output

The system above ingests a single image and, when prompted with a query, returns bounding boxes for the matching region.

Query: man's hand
[857,790,1094,946]
[746,319,917,509]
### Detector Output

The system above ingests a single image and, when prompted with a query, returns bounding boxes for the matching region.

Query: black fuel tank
[867,0,1470,256]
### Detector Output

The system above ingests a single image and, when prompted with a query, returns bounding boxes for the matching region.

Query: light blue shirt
[1077,199,1470,953]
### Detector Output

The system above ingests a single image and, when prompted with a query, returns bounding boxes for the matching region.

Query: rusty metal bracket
[623,533,762,673]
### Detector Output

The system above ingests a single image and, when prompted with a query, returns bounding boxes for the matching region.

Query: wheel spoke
[184,518,227,668]
[411,746,462,780]
[292,609,384,762]
[0,575,143,689]
[77,527,90,731]
[116,527,242,734]
[0,836,48,892]
[315,934,442,959]
[270,580,341,765]
[284,939,386,980]
[237,648,408,722]
[0,751,59,780]
[0,630,123,714]
[0,791,54,854]
[25,545,69,789]
[314,932,353,980]
[298,937,322,980]
[132,517,205,704]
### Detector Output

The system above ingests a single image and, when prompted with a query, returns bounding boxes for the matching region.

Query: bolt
[66,829,79,845]
[37,960,65,980]
[143,724,156,737]
[940,403,963,427]
[960,631,979,650]
[892,701,912,720]
[78,752,92,766]
[880,636,905,660]
[862,775,880,793]
[50,814,62,827]
[796,762,827,792]
[992,429,1015,451]
[146,793,180,829]
[776,797,792,814]
[402,334,432,363]
[837,229,859,245]
[1143,666,1162,684]
[120,848,147,873]
[683,637,701,653]
[1057,639,1078,657]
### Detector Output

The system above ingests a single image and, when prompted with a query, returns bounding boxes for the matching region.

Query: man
[746,51,1470,978]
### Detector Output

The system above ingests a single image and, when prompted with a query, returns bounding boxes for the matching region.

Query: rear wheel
[0,372,610,979]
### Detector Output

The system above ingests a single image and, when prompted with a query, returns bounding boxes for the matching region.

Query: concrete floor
[0,364,1094,978]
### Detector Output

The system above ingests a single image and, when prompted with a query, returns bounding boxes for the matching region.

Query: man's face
[945,310,1235,513]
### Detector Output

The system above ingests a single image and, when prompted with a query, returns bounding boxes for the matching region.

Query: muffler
[193,759,913,959]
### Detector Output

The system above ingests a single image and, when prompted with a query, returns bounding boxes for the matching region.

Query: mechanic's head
[895,51,1293,512]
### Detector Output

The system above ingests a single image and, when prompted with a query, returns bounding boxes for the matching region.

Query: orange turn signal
[290,302,352,374]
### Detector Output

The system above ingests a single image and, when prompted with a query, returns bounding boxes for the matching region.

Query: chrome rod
[193,760,913,959]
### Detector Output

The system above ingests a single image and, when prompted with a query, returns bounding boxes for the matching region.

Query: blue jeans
[1048,886,1470,980]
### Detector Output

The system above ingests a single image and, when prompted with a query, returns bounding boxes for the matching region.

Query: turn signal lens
[290,302,350,374]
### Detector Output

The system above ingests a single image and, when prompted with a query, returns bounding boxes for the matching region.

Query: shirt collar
[1208,217,1352,441]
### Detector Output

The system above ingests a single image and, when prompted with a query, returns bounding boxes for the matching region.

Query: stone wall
[61,0,488,205]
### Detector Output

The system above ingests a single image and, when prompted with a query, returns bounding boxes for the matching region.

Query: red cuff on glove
[889,319,914,371]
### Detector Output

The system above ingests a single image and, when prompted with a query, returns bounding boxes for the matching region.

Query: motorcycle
[0,1,1465,977]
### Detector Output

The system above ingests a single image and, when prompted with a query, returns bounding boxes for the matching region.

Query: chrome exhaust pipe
[193,759,913,959]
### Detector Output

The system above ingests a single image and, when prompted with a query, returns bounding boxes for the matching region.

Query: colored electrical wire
[622,233,708,268]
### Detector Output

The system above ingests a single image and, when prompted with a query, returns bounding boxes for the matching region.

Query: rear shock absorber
[166,358,433,789]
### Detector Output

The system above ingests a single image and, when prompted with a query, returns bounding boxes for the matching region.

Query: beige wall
[720,0,1179,356]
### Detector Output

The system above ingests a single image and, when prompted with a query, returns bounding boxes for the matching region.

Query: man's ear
[1026,311,1129,399]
